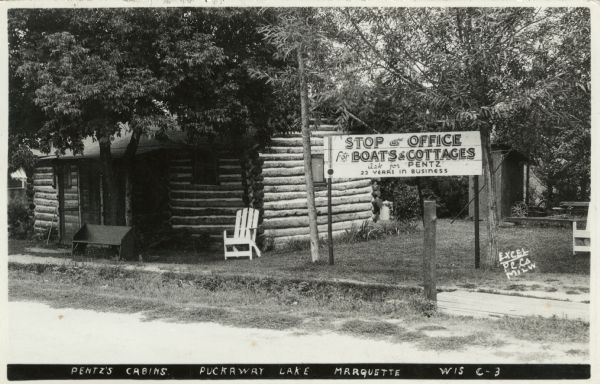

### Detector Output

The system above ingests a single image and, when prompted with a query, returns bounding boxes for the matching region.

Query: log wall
[168,151,245,244]
[259,124,374,249]
[33,164,80,241]
[33,165,59,237]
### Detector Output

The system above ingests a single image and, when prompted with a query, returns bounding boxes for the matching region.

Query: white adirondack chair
[573,207,591,255]
[223,208,261,260]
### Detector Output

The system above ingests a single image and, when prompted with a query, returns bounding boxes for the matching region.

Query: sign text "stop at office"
[323,131,482,179]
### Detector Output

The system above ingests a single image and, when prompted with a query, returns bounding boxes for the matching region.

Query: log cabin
[32,131,188,244]
[31,122,375,250]
[258,123,373,248]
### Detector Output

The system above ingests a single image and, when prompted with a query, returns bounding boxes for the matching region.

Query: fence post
[423,200,437,301]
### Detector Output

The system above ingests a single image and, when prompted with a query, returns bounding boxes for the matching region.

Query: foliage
[341,220,384,243]
[424,177,470,218]
[408,295,437,318]
[9,8,297,150]
[330,7,590,266]
[257,8,334,263]
[511,201,529,218]
[334,8,590,203]
[341,219,418,243]
[8,200,34,239]
[8,144,36,174]
[378,175,470,220]
[9,8,300,226]
[380,181,421,220]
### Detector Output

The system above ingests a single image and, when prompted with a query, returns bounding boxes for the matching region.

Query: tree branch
[341,9,423,90]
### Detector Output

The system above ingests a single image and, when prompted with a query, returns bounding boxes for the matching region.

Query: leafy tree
[258,8,335,262]
[332,7,590,268]
[9,8,295,225]
[10,9,215,224]
[493,8,591,203]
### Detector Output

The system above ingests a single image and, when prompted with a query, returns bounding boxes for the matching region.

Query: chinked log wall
[259,124,374,249]
[32,164,80,239]
[168,152,246,243]
[33,166,58,236]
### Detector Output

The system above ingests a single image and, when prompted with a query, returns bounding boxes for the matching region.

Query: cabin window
[312,154,326,186]
[192,150,219,185]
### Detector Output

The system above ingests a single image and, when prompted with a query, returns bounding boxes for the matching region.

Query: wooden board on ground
[437,291,589,322]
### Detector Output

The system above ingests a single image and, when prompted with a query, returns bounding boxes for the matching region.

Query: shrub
[8,200,34,239]
[260,235,275,252]
[384,182,421,220]
[341,221,382,243]
[431,177,469,218]
[408,294,437,317]
[511,201,529,217]
[379,177,469,219]
[340,219,418,244]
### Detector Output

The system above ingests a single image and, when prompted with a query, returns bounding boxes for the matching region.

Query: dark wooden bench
[72,224,135,260]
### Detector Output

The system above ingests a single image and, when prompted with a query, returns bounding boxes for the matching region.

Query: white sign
[324,132,482,179]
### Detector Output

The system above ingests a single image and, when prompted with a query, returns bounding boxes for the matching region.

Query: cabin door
[58,164,81,244]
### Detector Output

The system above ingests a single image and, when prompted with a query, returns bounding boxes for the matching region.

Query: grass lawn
[8,219,589,360]
[8,262,589,360]
[9,219,589,296]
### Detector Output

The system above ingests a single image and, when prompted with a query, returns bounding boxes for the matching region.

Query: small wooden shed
[468,145,528,220]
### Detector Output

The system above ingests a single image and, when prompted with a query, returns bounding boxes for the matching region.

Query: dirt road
[7,301,588,364]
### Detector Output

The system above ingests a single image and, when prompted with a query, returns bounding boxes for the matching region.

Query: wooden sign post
[423,200,437,301]
[327,136,334,265]
[473,176,480,269]
[323,132,482,178]
[323,132,483,276]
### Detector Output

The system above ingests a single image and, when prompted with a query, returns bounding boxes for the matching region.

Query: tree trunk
[124,170,132,226]
[297,45,320,263]
[123,129,141,227]
[480,124,498,269]
[545,181,554,211]
[99,137,120,226]
[524,161,530,205]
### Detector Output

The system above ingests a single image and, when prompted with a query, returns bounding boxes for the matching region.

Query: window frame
[311,154,326,187]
